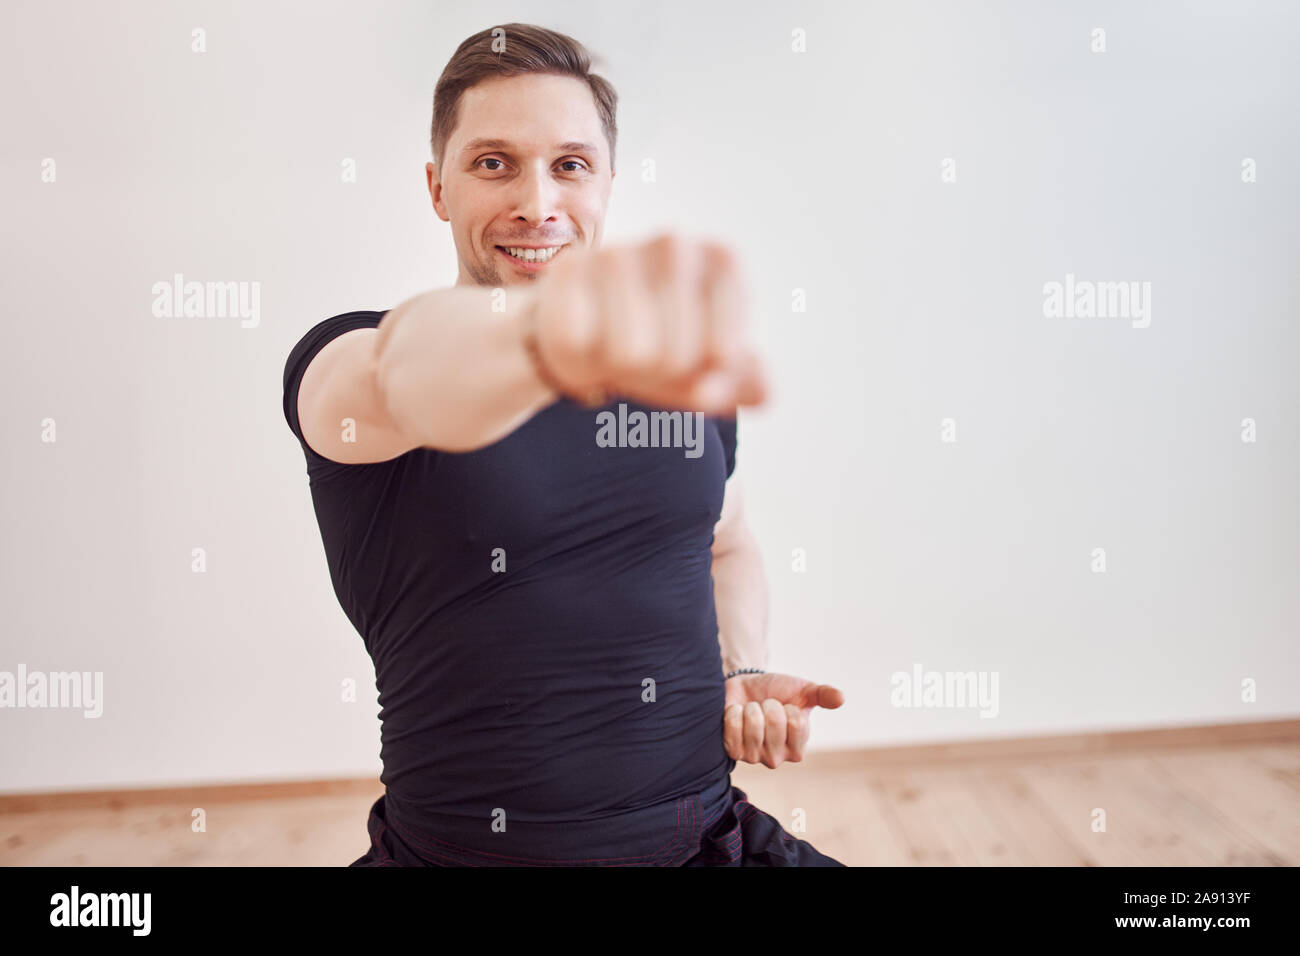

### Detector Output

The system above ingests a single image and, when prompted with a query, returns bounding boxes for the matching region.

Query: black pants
[349,784,844,867]
[681,785,845,866]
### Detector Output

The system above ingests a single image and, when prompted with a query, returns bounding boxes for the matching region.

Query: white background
[2,0,1296,792]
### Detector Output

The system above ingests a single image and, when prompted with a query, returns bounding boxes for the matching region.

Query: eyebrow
[460,137,600,156]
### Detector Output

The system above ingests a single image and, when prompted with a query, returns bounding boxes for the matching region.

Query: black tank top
[283,311,739,836]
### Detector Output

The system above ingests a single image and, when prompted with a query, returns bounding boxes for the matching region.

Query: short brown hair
[430,23,619,172]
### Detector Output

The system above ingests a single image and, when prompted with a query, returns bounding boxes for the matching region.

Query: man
[282,22,845,866]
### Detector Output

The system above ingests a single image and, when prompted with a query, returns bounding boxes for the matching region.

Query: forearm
[373,285,555,452]
[712,528,769,675]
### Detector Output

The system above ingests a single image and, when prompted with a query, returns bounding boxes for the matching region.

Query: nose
[510,161,561,228]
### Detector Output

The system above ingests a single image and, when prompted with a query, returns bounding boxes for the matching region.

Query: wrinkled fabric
[350,782,845,867]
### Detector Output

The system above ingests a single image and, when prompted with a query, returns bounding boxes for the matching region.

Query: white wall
[2,0,1296,792]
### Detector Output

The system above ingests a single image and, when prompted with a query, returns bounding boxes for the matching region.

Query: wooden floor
[3,721,1297,866]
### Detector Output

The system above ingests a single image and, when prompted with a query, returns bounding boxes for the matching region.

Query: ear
[426,162,449,222]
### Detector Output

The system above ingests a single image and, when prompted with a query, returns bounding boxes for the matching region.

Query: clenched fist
[525,233,769,414]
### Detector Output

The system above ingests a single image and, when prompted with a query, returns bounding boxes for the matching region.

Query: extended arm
[296,285,557,464]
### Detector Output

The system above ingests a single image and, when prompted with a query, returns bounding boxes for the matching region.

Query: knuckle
[707,240,739,276]
[651,233,698,283]
[650,231,684,257]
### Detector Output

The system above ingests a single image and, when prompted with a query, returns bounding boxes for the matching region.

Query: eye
[559,160,588,173]
[477,157,506,171]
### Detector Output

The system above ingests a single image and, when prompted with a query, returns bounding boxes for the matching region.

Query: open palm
[723,672,844,768]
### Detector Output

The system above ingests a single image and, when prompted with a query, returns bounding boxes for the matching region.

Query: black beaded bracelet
[724,667,766,680]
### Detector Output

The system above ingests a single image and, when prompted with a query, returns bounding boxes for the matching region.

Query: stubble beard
[465,249,540,288]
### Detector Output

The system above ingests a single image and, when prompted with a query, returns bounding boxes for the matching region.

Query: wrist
[516,293,560,402]
[724,666,766,681]
[517,292,609,408]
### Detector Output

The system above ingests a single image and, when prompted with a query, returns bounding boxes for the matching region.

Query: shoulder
[282,309,388,450]
[282,310,388,389]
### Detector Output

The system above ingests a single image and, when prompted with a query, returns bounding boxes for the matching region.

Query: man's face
[428,73,615,287]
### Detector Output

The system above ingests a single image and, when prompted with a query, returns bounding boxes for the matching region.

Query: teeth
[504,246,562,262]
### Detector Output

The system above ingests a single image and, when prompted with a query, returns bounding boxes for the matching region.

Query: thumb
[801,683,845,710]
[688,370,735,413]
[731,349,770,408]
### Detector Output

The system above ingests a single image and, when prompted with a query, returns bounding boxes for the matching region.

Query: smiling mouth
[495,244,568,266]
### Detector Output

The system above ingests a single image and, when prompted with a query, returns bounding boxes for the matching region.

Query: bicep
[297,327,421,465]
